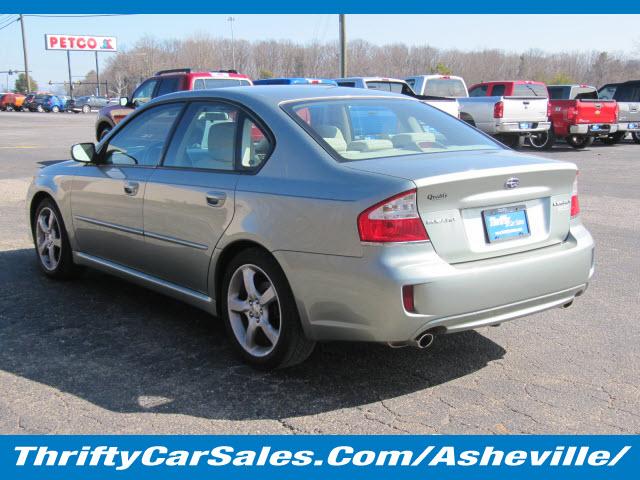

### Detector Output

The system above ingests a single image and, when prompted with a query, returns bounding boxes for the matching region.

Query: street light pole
[227,16,236,70]
[19,15,31,93]
[339,14,347,78]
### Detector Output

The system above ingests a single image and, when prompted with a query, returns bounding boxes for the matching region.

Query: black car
[68,95,109,113]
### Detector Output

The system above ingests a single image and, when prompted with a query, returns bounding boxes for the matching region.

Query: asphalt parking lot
[0,111,638,434]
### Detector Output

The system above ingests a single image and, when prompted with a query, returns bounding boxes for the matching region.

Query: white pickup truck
[404,75,466,118]
[334,76,459,117]
[458,81,551,148]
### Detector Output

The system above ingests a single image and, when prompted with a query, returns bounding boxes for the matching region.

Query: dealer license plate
[482,205,530,243]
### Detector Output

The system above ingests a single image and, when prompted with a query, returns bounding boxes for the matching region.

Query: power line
[0,16,19,32]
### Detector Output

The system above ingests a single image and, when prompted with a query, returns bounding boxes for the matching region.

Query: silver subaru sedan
[26,86,594,369]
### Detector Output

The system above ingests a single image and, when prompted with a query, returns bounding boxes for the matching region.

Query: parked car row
[1,92,116,113]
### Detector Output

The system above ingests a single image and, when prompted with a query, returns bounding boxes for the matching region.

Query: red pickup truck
[95,68,252,140]
[529,84,618,150]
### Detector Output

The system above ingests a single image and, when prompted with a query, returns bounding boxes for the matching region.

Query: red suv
[95,68,252,140]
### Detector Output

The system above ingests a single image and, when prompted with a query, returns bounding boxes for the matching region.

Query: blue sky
[1,14,639,90]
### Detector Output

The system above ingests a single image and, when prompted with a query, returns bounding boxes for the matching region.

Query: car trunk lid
[345,149,577,263]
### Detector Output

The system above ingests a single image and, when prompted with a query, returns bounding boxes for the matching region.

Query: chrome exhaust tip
[413,332,435,349]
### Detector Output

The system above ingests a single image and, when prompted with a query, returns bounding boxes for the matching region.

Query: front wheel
[51,106,60,113]
[632,132,640,144]
[6,105,14,112]
[221,248,315,369]
[33,198,77,279]
[566,135,594,149]
[82,104,91,114]
[36,105,44,112]
[529,129,555,150]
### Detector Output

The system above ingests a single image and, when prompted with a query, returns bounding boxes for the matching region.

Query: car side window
[491,84,506,97]
[156,77,181,97]
[131,79,158,106]
[103,103,183,167]
[469,85,488,97]
[163,102,272,171]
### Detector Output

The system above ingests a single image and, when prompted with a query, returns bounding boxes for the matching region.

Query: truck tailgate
[502,96,548,123]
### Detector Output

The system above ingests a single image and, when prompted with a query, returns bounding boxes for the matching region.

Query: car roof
[337,77,408,83]
[151,85,412,106]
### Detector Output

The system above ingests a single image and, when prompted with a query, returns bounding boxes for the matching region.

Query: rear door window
[156,77,182,97]
[491,84,506,97]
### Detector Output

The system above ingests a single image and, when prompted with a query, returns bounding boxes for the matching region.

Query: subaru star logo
[504,177,520,189]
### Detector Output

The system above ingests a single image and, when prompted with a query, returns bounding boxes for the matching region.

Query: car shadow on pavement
[0,248,506,421]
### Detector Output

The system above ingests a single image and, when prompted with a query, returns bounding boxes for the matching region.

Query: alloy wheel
[35,207,62,271]
[227,264,281,357]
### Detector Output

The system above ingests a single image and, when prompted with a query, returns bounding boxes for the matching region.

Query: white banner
[45,34,117,52]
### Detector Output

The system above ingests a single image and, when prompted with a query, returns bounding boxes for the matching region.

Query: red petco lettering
[46,35,117,52]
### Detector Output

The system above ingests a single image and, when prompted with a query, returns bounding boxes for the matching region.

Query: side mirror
[119,97,129,107]
[71,143,96,163]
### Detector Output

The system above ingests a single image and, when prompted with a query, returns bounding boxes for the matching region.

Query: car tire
[496,134,520,149]
[32,198,78,280]
[601,132,625,145]
[36,105,44,112]
[82,104,91,114]
[633,132,640,144]
[51,106,60,113]
[566,135,594,149]
[221,248,316,369]
[99,125,112,140]
[528,129,555,150]
[6,105,14,112]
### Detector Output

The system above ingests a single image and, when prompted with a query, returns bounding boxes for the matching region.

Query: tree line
[17,35,640,96]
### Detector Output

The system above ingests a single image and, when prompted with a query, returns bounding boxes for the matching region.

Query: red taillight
[402,285,415,313]
[567,106,577,122]
[357,189,429,243]
[493,101,504,119]
[570,173,580,218]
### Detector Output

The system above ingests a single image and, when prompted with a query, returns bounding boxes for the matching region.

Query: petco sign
[45,34,117,52]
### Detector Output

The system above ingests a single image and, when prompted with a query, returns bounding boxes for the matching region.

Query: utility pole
[67,50,73,99]
[19,15,31,93]
[227,16,236,71]
[95,51,100,96]
[339,14,347,78]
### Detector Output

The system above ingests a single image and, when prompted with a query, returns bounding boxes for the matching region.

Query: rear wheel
[33,198,77,279]
[82,104,91,114]
[601,131,625,145]
[566,135,594,149]
[633,132,640,144]
[51,106,60,113]
[528,129,555,150]
[6,105,14,112]
[36,104,44,113]
[221,248,315,369]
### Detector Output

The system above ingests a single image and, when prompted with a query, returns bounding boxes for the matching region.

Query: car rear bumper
[617,122,640,132]
[495,121,551,134]
[569,123,618,135]
[275,223,594,344]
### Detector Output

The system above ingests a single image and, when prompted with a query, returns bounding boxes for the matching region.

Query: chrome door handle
[123,181,139,196]
[206,191,226,207]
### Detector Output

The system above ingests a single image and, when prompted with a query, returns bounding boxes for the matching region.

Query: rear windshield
[548,86,570,100]
[193,78,251,89]
[512,84,548,97]
[283,97,500,162]
[365,81,412,95]
[424,78,467,97]
[35,95,49,100]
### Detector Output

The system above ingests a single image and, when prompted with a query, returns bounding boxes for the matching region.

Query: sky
[1,14,639,91]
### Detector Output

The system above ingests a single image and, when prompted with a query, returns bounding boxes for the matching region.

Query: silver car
[26,86,595,369]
